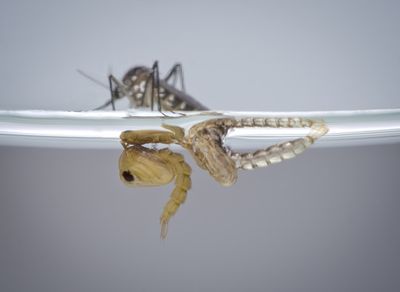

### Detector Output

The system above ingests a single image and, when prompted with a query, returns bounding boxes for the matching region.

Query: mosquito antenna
[76,69,109,90]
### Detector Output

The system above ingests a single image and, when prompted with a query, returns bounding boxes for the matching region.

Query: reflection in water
[119,117,328,238]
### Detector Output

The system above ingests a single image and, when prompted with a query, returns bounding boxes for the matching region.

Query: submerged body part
[161,117,329,185]
[226,117,329,170]
[119,116,329,237]
[119,144,191,239]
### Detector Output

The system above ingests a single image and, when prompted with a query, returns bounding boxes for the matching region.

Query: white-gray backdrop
[0,1,399,291]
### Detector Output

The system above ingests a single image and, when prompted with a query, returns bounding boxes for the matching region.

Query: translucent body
[119,144,191,239]
[119,116,328,237]
[228,117,329,169]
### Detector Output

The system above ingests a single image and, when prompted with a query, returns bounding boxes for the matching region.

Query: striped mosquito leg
[230,118,328,170]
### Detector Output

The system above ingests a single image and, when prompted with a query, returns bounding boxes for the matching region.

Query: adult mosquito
[83,61,209,112]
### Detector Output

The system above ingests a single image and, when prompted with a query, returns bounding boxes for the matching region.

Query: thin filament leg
[77,69,116,111]
[108,74,124,111]
[151,61,168,116]
[153,61,161,112]
[108,75,115,111]
[92,99,114,111]
[163,63,187,116]
[141,73,153,108]
[83,71,123,110]
[164,63,186,92]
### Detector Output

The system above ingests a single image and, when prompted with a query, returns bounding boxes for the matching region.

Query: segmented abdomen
[159,150,192,239]
[229,117,329,170]
[233,117,320,129]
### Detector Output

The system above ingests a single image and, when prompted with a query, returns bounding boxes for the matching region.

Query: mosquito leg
[93,99,114,110]
[141,73,153,108]
[108,74,125,111]
[151,61,168,116]
[163,63,187,116]
[164,63,186,92]
[151,61,160,112]
[108,75,116,110]
[83,70,123,110]
[77,69,109,89]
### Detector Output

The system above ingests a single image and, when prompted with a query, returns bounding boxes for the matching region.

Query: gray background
[0,0,400,291]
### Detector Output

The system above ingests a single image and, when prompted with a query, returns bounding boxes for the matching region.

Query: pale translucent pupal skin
[226,117,329,170]
[119,117,329,238]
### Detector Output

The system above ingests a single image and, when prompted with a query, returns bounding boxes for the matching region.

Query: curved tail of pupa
[159,150,192,239]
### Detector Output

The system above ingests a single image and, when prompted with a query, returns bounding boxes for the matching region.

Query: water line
[0,109,399,149]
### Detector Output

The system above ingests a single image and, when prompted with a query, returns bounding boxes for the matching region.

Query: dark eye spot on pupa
[122,170,134,182]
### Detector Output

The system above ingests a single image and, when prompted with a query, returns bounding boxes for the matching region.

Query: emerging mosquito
[85,61,209,112]
[119,116,329,238]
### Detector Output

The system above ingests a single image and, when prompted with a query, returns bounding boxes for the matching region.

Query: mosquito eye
[122,170,135,182]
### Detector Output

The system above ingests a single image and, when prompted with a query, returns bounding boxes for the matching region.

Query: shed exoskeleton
[119,116,328,238]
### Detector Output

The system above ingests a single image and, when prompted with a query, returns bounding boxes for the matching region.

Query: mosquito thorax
[122,66,152,86]
[118,66,153,106]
